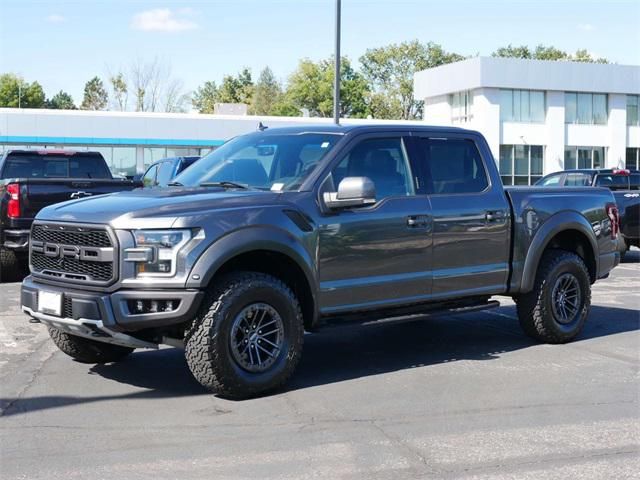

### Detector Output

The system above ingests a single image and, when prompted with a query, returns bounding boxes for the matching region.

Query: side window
[143,164,158,187]
[156,161,175,186]
[565,173,592,186]
[418,138,489,194]
[331,138,414,200]
[539,174,562,186]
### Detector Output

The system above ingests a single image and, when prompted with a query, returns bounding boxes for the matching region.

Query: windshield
[174,132,341,190]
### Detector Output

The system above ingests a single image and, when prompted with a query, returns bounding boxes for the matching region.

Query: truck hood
[36,187,286,228]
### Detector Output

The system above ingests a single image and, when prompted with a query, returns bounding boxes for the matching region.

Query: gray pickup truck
[21,125,621,399]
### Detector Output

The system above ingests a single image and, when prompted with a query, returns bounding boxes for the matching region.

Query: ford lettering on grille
[30,223,117,285]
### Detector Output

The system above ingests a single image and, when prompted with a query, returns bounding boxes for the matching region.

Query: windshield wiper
[167,181,183,186]
[199,181,249,190]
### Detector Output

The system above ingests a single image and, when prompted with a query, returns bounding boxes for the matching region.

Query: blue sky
[1,0,639,104]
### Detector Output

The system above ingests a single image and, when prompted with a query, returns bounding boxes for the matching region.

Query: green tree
[192,81,218,113]
[360,40,464,119]
[0,73,46,108]
[46,90,76,109]
[492,44,608,63]
[80,76,108,110]
[110,73,128,111]
[492,44,533,59]
[286,56,369,118]
[217,68,254,105]
[251,67,282,115]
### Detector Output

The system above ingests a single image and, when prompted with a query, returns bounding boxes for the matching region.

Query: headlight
[124,229,191,277]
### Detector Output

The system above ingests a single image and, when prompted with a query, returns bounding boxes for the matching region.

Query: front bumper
[21,276,204,340]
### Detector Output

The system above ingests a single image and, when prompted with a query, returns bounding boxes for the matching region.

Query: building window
[499,144,544,185]
[627,148,640,170]
[144,147,168,168]
[500,89,545,123]
[564,146,605,169]
[450,91,473,123]
[565,93,607,124]
[628,95,639,126]
[111,147,137,177]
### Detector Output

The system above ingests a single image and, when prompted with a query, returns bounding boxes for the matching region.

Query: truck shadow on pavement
[2,303,639,416]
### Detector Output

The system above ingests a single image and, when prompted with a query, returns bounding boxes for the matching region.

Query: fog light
[127,299,180,314]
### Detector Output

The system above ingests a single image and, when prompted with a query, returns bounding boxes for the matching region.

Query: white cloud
[577,23,595,31]
[46,14,66,23]
[131,8,198,32]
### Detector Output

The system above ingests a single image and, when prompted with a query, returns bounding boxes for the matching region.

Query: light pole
[333,0,341,125]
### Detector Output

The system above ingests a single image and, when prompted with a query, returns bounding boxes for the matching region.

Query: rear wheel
[48,327,134,363]
[185,272,304,399]
[516,250,591,344]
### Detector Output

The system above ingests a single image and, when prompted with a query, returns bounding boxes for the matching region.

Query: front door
[317,135,433,314]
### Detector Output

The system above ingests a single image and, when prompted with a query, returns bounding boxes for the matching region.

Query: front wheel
[48,328,134,363]
[185,272,304,399]
[516,250,591,344]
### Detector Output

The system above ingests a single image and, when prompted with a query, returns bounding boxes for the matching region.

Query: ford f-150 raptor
[21,125,621,399]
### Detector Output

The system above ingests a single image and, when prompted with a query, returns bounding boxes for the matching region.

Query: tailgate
[612,190,640,240]
[20,179,138,219]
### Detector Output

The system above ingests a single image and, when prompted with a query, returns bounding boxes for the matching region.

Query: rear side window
[565,173,592,186]
[417,138,488,194]
[538,174,562,186]
[594,174,630,189]
[2,153,111,179]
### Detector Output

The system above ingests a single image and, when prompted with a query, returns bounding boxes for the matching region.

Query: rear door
[411,134,511,298]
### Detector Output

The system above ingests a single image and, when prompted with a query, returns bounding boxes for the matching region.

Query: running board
[320,299,501,329]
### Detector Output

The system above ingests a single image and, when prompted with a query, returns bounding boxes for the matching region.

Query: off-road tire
[0,248,20,282]
[185,272,304,400]
[516,249,591,344]
[48,327,134,363]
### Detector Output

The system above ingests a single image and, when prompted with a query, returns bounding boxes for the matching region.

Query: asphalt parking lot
[1,251,639,479]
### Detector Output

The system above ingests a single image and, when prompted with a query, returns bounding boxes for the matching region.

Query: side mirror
[132,174,143,182]
[323,177,376,209]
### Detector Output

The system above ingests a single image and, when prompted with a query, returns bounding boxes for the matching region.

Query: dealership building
[414,56,640,184]
[1,57,639,183]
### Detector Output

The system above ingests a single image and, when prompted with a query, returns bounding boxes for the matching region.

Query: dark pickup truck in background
[0,149,141,280]
[21,125,621,399]
[536,168,640,259]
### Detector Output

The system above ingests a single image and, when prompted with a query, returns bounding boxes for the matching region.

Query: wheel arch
[186,227,318,330]
[520,212,598,293]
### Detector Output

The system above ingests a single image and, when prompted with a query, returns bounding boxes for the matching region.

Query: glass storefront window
[449,90,473,123]
[144,147,167,168]
[112,147,137,177]
[565,146,606,169]
[593,95,607,125]
[626,148,639,170]
[499,144,545,185]
[167,147,200,158]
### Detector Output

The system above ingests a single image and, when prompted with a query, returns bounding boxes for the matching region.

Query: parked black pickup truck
[0,149,141,280]
[536,169,640,258]
[21,125,621,399]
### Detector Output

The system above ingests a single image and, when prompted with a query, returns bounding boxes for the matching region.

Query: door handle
[407,215,429,228]
[485,210,505,222]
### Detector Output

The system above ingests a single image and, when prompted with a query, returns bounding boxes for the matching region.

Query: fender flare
[185,226,318,316]
[520,211,598,293]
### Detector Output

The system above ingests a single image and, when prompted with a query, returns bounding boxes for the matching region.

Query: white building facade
[414,57,640,184]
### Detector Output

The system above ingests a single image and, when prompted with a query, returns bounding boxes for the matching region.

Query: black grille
[32,225,111,247]
[63,296,73,319]
[31,255,114,281]
[30,223,116,284]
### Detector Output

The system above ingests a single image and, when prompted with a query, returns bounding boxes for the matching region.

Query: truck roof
[254,124,476,136]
